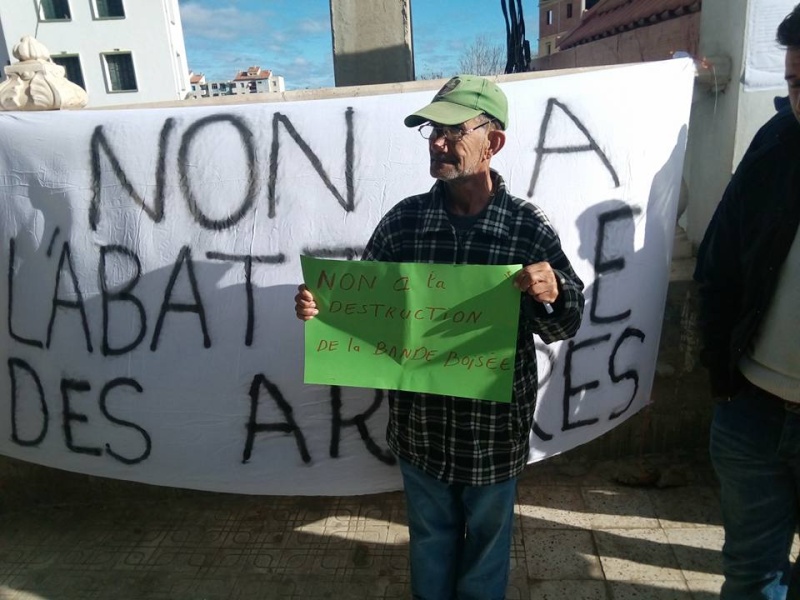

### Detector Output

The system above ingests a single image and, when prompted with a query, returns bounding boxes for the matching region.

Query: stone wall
[530,13,702,72]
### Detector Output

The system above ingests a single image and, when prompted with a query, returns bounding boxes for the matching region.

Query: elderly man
[295,75,584,600]
[694,6,800,599]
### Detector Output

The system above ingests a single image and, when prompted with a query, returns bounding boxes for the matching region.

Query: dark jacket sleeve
[693,179,743,398]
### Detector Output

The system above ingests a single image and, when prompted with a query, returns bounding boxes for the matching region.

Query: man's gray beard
[430,161,479,182]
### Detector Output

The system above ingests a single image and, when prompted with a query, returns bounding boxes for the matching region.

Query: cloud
[179,2,270,41]
[179,0,335,88]
[297,18,330,34]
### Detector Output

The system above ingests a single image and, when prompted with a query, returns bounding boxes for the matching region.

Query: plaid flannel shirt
[362,172,585,485]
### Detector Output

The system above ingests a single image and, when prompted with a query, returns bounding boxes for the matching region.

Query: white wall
[0,0,189,107]
[685,0,791,244]
[162,0,190,101]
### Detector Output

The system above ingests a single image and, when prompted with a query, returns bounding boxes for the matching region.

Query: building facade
[538,0,601,56]
[532,0,701,69]
[0,0,190,107]
[231,66,285,95]
[188,66,285,100]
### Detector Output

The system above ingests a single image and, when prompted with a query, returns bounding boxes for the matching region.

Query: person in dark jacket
[694,5,800,599]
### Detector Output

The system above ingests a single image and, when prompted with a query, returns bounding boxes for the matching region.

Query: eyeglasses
[417,119,495,143]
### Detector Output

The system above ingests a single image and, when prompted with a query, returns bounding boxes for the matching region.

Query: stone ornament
[0,36,88,111]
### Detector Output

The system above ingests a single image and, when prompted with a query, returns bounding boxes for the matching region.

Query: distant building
[231,66,285,95]
[188,76,236,99]
[538,0,601,57]
[0,0,190,107]
[189,71,205,89]
[188,66,285,99]
[532,0,701,70]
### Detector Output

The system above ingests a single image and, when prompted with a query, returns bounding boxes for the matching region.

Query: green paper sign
[300,256,522,403]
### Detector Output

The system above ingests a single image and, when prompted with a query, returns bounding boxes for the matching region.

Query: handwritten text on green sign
[300,256,522,403]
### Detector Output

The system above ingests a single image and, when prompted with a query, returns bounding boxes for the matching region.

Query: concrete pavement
[0,452,751,599]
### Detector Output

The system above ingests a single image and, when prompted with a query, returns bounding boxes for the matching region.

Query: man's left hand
[514,262,560,304]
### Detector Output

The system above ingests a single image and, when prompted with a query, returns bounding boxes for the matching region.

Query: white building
[231,66,285,95]
[188,72,236,99]
[0,0,190,107]
[188,66,285,100]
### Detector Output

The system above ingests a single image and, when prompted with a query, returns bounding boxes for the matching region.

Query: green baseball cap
[404,74,508,130]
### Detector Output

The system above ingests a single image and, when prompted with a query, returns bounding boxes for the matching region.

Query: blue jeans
[710,383,800,600]
[398,459,517,600]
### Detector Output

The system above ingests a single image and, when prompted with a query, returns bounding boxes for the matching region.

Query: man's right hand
[294,284,319,321]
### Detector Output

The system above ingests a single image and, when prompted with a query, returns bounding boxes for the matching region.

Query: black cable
[501,0,530,74]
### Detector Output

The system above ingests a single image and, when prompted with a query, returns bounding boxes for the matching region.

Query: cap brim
[403,101,484,127]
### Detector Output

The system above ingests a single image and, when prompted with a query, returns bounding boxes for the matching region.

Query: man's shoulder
[400,189,436,206]
[384,190,434,214]
[376,190,435,227]
[720,107,800,218]
[503,191,540,212]
[756,102,796,140]
[739,105,800,172]
[500,191,553,226]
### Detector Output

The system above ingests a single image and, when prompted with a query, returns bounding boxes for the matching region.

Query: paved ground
[0,452,770,600]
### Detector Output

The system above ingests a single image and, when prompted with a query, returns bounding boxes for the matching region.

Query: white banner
[744,0,795,91]
[0,60,694,495]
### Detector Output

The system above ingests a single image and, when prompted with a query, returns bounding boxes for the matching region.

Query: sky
[177,0,539,90]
